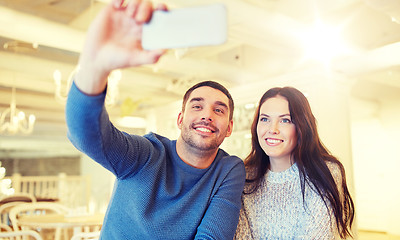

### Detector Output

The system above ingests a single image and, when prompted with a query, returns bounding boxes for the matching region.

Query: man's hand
[75,0,166,95]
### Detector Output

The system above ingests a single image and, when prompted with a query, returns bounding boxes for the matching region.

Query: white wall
[350,97,400,235]
[80,154,115,214]
[380,99,400,235]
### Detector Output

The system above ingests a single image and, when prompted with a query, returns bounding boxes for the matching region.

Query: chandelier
[0,162,14,196]
[54,67,121,107]
[0,86,36,135]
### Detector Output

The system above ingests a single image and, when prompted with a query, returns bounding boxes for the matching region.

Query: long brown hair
[244,87,355,239]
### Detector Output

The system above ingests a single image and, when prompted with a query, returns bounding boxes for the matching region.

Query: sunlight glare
[300,20,349,66]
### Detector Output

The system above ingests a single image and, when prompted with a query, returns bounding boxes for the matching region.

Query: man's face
[177,86,233,152]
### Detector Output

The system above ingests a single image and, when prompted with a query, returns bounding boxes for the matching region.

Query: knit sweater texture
[66,82,246,240]
[234,162,341,240]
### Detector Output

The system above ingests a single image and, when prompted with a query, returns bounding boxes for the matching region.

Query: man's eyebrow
[189,97,204,103]
[189,98,228,110]
[215,101,228,110]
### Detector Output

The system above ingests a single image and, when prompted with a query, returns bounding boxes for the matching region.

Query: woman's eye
[260,117,268,122]
[281,118,291,123]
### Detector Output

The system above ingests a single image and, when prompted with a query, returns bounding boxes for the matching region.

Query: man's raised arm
[74,0,165,95]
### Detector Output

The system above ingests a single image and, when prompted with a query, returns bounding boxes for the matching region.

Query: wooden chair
[0,230,43,240]
[0,193,36,205]
[8,202,69,240]
[6,174,91,209]
[0,193,36,227]
[0,202,26,225]
[70,230,100,240]
[0,223,12,232]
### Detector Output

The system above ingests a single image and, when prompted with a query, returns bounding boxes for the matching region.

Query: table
[18,213,104,240]
[18,213,104,228]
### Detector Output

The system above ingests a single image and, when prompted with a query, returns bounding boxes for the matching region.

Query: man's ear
[177,112,183,130]
[225,119,233,137]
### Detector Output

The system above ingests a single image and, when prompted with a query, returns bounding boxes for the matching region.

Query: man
[65,0,245,239]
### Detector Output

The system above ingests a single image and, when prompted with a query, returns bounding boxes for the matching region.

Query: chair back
[0,202,27,226]
[5,174,91,209]
[0,193,36,227]
[0,223,12,232]
[0,230,43,240]
[8,202,69,231]
[0,193,36,205]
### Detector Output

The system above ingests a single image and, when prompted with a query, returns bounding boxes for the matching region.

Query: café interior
[0,0,399,239]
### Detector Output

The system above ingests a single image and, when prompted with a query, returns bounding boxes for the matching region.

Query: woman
[235,87,355,239]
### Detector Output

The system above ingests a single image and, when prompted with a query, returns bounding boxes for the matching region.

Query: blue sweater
[66,82,246,239]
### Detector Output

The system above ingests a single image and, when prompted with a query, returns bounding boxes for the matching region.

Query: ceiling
[0,0,400,159]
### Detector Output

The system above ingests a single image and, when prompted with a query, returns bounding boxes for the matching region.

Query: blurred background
[0,0,399,238]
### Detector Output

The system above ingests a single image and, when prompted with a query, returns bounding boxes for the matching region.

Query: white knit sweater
[234,162,341,240]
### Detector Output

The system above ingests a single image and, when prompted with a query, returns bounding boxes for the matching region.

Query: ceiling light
[3,40,39,53]
[54,68,121,107]
[0,86,35,135]
[244,103,255,109]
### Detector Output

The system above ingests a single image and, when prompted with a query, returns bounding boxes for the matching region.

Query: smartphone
[142,3,227,50]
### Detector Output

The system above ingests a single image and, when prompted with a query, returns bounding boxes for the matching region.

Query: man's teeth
[197,127,212,133]
[267,139,282,144]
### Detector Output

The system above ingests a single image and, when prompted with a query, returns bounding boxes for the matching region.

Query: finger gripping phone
[142,3,227,50]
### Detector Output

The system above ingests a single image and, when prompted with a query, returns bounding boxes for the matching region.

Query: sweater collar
[266,162,298,183]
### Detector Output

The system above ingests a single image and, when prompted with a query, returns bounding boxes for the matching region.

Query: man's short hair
[182,81,234,120]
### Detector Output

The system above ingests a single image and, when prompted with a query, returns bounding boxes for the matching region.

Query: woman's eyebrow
[259,113,291,117]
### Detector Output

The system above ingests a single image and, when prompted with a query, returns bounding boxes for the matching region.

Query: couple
[65,0,354,239]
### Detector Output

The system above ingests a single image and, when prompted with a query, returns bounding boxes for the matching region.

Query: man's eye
[192,105,201,109]
[215,108,223,114]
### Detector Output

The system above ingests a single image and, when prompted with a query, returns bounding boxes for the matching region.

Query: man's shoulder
[217,148,243,162]
[215,149,245,171]
[140,132,175,151]
[212,150,245,185]
[143,132,172,144]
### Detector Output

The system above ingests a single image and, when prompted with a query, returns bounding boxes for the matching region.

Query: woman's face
[256,95,297,164]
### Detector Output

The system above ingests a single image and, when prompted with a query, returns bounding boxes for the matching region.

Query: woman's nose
[268,122,279,134]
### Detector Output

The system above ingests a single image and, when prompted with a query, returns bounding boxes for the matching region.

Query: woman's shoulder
[325,161,343,184]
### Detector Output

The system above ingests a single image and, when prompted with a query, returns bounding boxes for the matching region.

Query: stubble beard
[181,123,224,151]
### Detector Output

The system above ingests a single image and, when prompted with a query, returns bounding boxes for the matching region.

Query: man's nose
[201,117,213,121]
[201,108,214,122]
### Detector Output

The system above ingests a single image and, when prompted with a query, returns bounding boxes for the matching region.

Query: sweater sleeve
[304,199,337,239]
[233,199,253,240]
[195,159,246,240]
[65,81,153,178]
[304,162,340,239]
[327,161,344,203]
